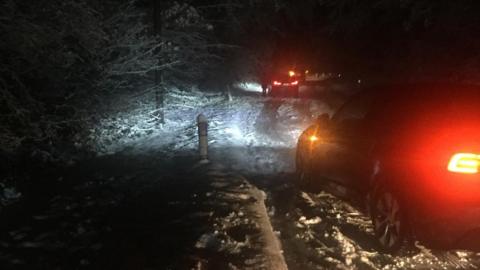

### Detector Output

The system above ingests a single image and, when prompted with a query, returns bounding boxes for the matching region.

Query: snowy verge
[89,86,332,159]
[0,153,286,269]
[192,162,288,269]
[88,87,226,155]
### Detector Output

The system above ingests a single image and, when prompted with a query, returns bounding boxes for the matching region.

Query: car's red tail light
[291,81,298,85]
[273,81,281,86]
[448,153,480,174]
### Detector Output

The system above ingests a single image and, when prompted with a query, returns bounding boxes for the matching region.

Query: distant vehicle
[268,70,300,98]
[296,83,480,252]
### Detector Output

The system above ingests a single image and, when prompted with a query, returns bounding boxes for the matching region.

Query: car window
[332,92,375,124]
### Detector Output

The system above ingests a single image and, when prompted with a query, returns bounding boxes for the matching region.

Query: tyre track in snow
[265,183,480,270]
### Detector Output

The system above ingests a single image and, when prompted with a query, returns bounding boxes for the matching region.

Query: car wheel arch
[368,162,415,252]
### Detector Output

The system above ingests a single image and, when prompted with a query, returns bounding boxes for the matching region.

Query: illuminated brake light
[291,81,298,85]
[273,81,281,86]
[448,153,480,174]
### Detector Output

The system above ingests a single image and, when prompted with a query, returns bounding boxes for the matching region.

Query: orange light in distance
[309,135,319,142]
[288,70,295,77]
[448,153,480,174]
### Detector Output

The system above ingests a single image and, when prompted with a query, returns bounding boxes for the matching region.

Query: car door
[323,92,376,192]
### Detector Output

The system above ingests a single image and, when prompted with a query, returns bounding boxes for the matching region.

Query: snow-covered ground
[268,186,480,270]
[1,84,332,269]
[91,84,332,173]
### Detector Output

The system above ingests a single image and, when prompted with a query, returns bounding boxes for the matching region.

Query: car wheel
[296,167,310,188]
[370,183,406,253]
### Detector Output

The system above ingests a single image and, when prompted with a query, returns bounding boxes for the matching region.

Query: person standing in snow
[260,69,271,97]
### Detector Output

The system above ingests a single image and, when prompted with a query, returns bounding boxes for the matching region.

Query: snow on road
[193,164,288,270]
[92,85,332,174]
[268,187,480,270]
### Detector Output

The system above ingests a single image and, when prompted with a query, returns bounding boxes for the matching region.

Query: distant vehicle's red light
[448,153,480,174]
[273,81,281,86]
[291,81,298,85]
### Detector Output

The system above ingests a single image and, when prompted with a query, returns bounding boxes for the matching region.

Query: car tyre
[369,181,406,253]
[296,167,310,189]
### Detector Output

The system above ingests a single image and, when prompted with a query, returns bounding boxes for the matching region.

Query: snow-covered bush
[0,182,22,208]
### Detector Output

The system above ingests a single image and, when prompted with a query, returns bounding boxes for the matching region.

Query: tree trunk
[153,0,164,125]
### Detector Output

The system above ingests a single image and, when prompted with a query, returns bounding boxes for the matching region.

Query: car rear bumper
[271,85,298,91]
[270,86,299,96]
